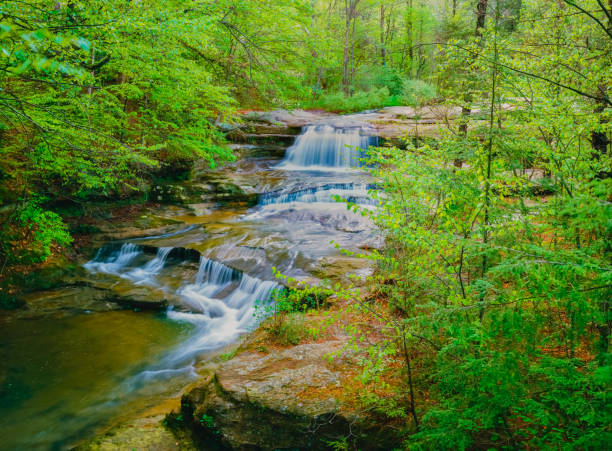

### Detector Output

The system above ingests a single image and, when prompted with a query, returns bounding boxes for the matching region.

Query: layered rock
[175,341,398,450]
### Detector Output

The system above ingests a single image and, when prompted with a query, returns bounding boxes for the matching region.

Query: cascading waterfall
[194,255,239,286]
[85,244,172,286]
[84,246,279,364]
[84,243,142,274]
[259,182,379,206]
[6,114,385,450]
[278,125,377,169]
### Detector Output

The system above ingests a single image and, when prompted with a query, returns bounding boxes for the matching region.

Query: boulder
[109,286,168,311]
[178,341,399,450]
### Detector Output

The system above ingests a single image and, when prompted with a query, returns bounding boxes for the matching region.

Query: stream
[0,114,379,450]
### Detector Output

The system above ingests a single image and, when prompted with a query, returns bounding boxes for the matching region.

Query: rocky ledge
[170,340,398,450]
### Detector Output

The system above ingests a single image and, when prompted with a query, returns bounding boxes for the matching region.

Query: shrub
[354,65,405,96]
[267,313,308,346]
[402,79,437,106]
[0,200,72,266]
[307,87,402,113]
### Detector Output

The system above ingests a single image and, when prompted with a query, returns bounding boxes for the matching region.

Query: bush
[0,200,72,266]
[354,65,405,96]
[267,313,308,346]
[307,87,402,113]
[402,79,437,106]
[0,289,24,309]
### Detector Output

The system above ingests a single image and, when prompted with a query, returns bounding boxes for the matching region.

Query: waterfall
[84,242,142,275]
[140,247,172,274]
[259,182,378,206]
[84,244,172,287]
[167,257,280,361]
[85,246,280,359]
[278,125,376,169]
[195,255,239,286]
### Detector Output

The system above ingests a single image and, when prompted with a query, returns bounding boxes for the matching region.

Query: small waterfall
[124,247,172,286]
[195,256,239,286]
[278,125,376,169]
[84,244,172,286]
[141,247,172,274]
[167,258,280,361]
[84,246,280,360]
[84,243,142,274]
[259,182,378,206]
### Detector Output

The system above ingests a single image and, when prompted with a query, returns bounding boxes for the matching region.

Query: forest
[0,0,610,450]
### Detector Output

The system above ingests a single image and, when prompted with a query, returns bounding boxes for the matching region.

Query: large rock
[109,286,168,311]
[178,341,399,450]
[241,109,333,127]
[1,285,117,320]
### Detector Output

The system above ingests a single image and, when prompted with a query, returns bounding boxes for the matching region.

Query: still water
[0,311,193,450]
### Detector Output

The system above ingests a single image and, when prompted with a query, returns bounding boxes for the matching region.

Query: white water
[85,245,279,363]
[84,243,142,275]
[259,182,378,206]
[85,245,172,287]
[278,125,376,170]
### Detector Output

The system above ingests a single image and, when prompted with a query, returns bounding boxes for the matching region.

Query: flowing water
[278,124,376,170]
[0,115,379,450]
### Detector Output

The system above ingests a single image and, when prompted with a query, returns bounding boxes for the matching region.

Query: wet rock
[227,133,298,147]
[76,415,192,451]
[109,286,168,311]
[233,144,287,159]
[87,215,187,245]
[179,341,398,450]
[150,183,215,205]
[1,286,120,320]
[150,184,191,203]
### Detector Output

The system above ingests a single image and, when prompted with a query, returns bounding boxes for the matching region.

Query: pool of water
[0,311,193,450]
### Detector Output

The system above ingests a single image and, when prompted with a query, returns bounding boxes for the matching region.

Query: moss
[0,289,25,309]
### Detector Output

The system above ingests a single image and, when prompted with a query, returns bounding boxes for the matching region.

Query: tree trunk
[480,0,498,322]
[380,3,386,65]
[405,0,413,76]
[591,84,610,160]
[342,1,352,95]
[591,2,611,163]
[475,0,487,35]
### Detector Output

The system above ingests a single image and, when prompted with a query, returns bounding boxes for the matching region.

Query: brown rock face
[179,341,398,450]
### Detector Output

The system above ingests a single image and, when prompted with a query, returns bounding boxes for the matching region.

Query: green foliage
[253,271,336,345]
[268,313,309,346]
[355,65,405,96]
[220,348,238,362]
[324,437,349,451]
[323,1,612,448]
[308,88,401,113]
[0,200,72,266]
[0,289,24,310]
[199,413,217,431]
[402,80,437,107]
